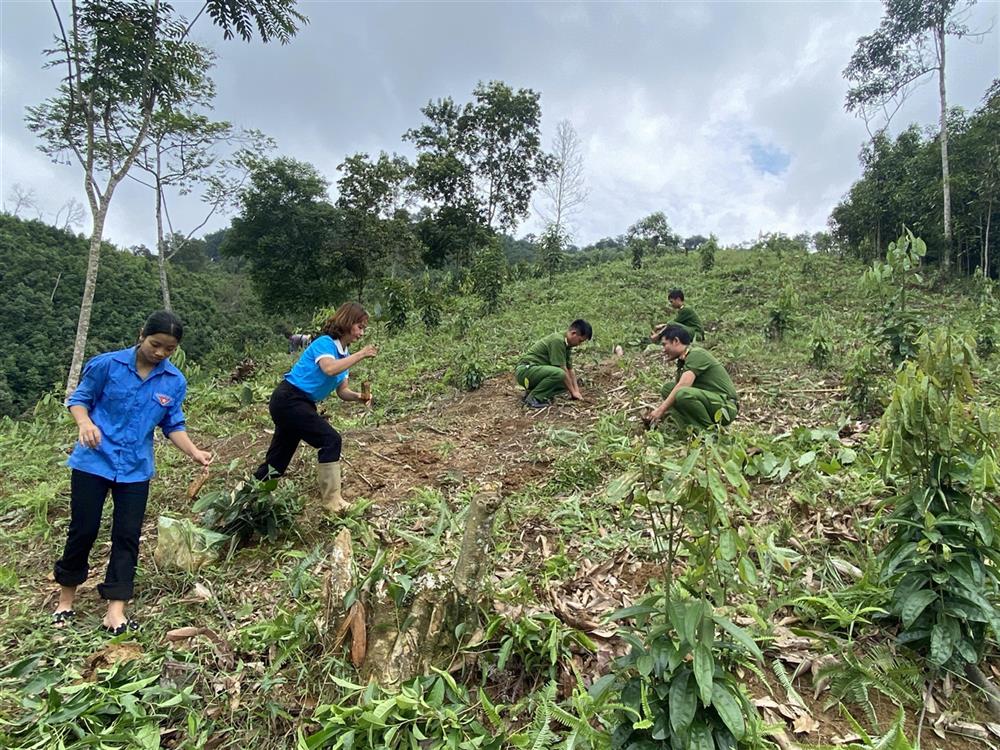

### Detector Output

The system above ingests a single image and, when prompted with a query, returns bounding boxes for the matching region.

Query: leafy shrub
[192,477,301,545]
[416,276,443,330]
[810,317,832,368]
[699,235,718,272]
[766,285,799,340]
[878,330,1000,670]
[471,239,506,314]
[383,277,412,335]
[844,343,886,414]
[539,224,567,279]
[483,611,596,684]
[461,359,486,391]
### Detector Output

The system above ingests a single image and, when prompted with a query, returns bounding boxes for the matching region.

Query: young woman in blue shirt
[253,302,376,514]
[53,311,213,634]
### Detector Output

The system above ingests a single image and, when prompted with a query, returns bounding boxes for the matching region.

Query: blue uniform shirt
[66,347,187,483]
[284,335,349,402]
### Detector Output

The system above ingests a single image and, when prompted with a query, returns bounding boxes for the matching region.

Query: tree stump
[362,482,502,688]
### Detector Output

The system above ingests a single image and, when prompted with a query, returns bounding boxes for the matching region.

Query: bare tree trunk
[155,163,172,310]
[937,23,952,274]
[361,482,502,688]
[985,201,993,277]
[65,204,109,396]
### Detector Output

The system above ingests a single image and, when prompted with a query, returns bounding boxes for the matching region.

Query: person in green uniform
[652,288,704,341]
[515,320,593,408]
[646,324,738,430]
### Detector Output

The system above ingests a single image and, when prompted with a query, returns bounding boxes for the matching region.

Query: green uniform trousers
[669,386,737,429]
[515,364,566,403]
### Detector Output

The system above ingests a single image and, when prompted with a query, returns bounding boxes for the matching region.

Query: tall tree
[406,81,555,264]
[26,0,306,395]
[335,152,421,299]
[844,0,979,274]
[222,157,343,312]
[535,119,588,238]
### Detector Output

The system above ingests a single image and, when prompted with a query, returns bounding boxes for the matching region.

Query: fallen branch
[369,449,408,467]
[965,663,1000,722]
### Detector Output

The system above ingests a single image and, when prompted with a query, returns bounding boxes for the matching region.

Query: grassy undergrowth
[1,248,998,749]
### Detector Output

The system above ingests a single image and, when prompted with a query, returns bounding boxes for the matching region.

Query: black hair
[569,319,593,340]
[141,310,184,342]
[657,324,692,345]
[668,288,685,301]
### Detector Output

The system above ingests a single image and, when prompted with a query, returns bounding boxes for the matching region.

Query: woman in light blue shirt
[253,302,376,514]
[54,311,213,635]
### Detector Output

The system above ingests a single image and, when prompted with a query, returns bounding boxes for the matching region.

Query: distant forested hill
[0,214,278,418]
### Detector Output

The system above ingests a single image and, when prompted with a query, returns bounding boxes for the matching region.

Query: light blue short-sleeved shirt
[284,335,349,402]
[66,347,188,483]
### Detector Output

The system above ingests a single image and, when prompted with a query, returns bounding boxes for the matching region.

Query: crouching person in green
[515,320,592,408]
[646,324,738,430]
[652,288,703,342]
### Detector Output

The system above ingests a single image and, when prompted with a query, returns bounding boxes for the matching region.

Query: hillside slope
[1,249,997,749]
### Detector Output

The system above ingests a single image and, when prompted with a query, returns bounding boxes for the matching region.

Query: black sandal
[52,609,76,626]
[101,618,139,636]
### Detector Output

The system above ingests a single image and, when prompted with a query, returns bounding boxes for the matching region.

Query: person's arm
[648,370,696,425]
[318,345,377,376]
[70,404,102,448]
[564,367,583,400]
[66,355,111,448]
[167,430,213,466]
[335,378,373,406]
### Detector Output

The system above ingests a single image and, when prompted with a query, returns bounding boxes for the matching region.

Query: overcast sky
[1,1,997,250]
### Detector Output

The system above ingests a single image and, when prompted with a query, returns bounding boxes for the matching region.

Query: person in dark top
[514,320,592,408]
[254,302,376,515]
[646,324,738,430]
[652,288,704,342]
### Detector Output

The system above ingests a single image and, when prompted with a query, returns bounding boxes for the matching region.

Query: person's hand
[361,391,373,407]
[359,345,378,359]
[78,420,102,448]
[571,390,584,401]
[191,449,213,467]
[644,408,664,428]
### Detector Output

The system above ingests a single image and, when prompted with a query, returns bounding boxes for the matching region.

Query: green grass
[0,247,996,748]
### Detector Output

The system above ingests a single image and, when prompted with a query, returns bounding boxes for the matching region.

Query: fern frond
[771,659,806,710]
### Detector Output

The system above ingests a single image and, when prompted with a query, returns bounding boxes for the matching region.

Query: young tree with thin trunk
[133,98,274,309]
[5,184,38,218]
[844,0,980,274]
[536,119,588,239]
[26,0,306,396]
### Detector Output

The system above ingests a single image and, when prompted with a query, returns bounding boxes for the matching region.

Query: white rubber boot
[317,461,349,514]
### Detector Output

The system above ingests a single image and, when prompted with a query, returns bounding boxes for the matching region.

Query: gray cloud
[2,0,997,250]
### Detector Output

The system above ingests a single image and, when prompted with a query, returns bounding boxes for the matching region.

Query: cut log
[362,482,502,688]
[321,528,355,644]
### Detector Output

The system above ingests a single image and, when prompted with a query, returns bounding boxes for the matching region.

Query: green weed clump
[303,671,504,750]
[809,316,832,368]
[0,656,197,749]
[193,477,302,545]
[766,285,799,341]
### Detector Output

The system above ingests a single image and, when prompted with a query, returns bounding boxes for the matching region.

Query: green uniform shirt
[675,306,704,340]
[676,347,738,404]
[520,332,572,369]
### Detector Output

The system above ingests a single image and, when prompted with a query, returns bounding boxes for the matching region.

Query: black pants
[54,469,150,601]
[254,380,342,480]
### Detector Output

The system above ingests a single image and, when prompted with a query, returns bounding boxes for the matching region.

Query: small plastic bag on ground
[153,515,229,572]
